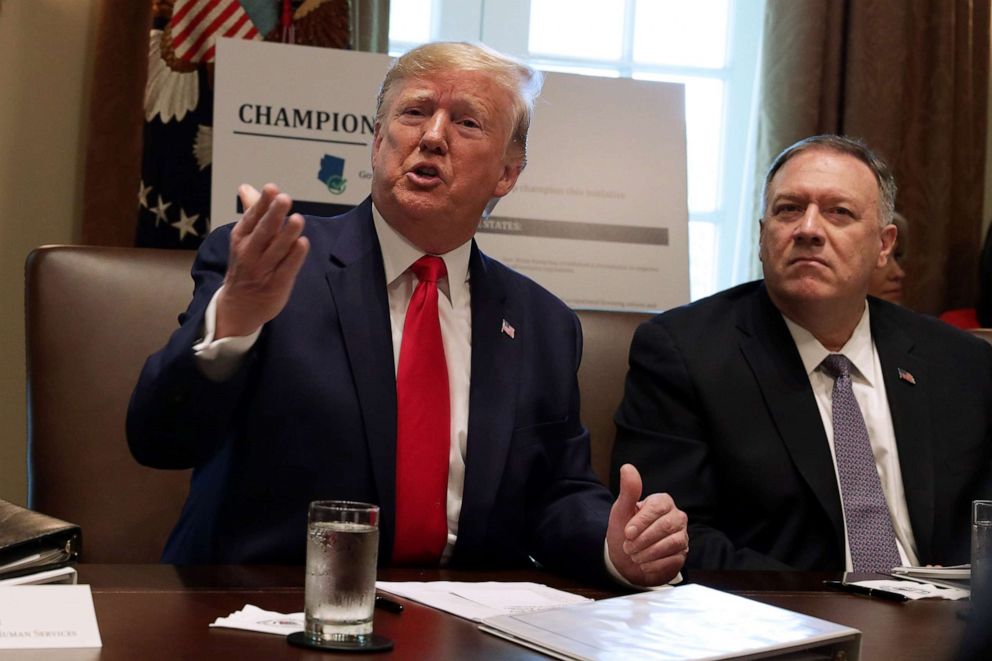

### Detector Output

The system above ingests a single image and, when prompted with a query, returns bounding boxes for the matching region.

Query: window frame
[388,0,765,298]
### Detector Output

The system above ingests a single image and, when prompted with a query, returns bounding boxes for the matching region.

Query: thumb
[614,463,643,514]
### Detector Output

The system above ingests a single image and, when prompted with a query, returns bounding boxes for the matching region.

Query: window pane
[389,0,433,45]
[688,219,718,299]
[533,63,621,78]
[635,74,724,213]
[633,0,729,68]
[528,0,626,60]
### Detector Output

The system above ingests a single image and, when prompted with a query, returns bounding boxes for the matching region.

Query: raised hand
[215,183,310,339]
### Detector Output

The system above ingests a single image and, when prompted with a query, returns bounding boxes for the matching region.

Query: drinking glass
[973,500,992,602]
[304,500,380,643]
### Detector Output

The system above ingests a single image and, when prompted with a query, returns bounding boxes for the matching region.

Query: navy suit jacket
[128,198,613,580]
[612,281,992,570]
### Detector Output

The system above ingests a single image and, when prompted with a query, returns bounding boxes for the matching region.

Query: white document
[375,581,591,622]
[0,566,77,586]
[479,584,861,661]
[853,579,969,601]
[0,585,102,649]
[888,565,971,591]
[891,564,970,580]
[210,604,303,635]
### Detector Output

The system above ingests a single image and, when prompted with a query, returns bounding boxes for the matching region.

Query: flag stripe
[222,11,252,38]
[170,0,260,64]
[183,1,240,61]
[201,12,258,63]
[191,16,258,62]
[171,0,220,48]
[169,0,198,26]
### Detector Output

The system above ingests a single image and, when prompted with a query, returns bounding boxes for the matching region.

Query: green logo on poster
[325,174,347,195]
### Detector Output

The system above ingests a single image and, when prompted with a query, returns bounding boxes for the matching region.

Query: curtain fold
[754,0,989,314]
[80,0,151,247]
[351,0,390,53]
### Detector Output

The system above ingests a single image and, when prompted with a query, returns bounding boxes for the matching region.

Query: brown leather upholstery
[575,310,652,486]
[25,246,196,562]
[23,244,650,559]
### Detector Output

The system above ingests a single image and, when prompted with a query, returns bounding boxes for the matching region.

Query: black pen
[823,580,908,602]
[375,594,405,613]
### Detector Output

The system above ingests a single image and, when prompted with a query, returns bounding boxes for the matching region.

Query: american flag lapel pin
[501,318,516,339]
[898,368,916,385]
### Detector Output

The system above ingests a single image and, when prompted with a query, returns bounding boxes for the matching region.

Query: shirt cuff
[193,286,262,382]
[603,539,682,589]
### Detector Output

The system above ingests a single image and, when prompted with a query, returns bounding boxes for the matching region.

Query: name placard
[0,585,102,649]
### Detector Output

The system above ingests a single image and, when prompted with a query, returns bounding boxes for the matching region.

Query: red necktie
[393,256,450,565]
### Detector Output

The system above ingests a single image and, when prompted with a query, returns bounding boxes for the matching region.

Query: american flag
[897,368,916,385]
[168,0,261,64]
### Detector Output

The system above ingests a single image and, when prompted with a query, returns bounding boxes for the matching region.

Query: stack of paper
[375,581,592,621]
[0,566,77,586]
[479,584,861,660]
[891,564,970,590]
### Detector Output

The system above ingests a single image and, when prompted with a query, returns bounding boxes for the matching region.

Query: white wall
[0,0,99,504]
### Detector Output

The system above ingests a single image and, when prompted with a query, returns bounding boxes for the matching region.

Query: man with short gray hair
[613,134,992,571]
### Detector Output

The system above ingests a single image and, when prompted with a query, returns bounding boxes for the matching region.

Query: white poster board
[213,38,689,312]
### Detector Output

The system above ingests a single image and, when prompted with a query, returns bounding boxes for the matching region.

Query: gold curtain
[80,0,389,247]
[351,0,389,53]
[755,0,990,314]
[80,0,152,247]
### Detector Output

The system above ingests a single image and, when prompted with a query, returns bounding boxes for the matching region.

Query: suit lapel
[323,199,398,545]
[870,300,934,561]
[458,245,520,551]
[738,286,846,552]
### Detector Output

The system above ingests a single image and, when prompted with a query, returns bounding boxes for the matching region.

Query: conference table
[27,565,971,659]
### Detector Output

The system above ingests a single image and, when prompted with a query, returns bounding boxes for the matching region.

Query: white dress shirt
[194,204,473,561]
[371,205,472,562]
[782,304,920,570]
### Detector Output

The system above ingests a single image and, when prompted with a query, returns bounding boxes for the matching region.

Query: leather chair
[25,246,196,562]
[575,310,652,486]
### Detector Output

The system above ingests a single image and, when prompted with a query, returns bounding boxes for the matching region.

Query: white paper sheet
[209,604,303,635]
[374,581,593,621]
[852,579,969,601]
[0,585,102,649]
[0,566,77,586]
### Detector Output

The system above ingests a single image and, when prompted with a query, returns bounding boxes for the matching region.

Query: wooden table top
[7,565,973,660]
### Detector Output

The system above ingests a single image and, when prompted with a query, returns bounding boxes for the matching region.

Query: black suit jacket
[612,281,992,570]
[127,198,613,581]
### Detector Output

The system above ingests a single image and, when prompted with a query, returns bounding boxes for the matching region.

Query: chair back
[24,245,652,557]
[575,310,652,486]
[25,245,196,562]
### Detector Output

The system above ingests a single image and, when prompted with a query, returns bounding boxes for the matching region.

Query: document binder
[480,583,861,660]
[0,500,81,581]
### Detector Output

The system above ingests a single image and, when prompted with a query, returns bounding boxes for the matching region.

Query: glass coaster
[287,631,394,653]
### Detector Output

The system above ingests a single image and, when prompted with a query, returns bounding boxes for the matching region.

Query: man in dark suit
[612,134,992,571]
[127,42,687,586]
